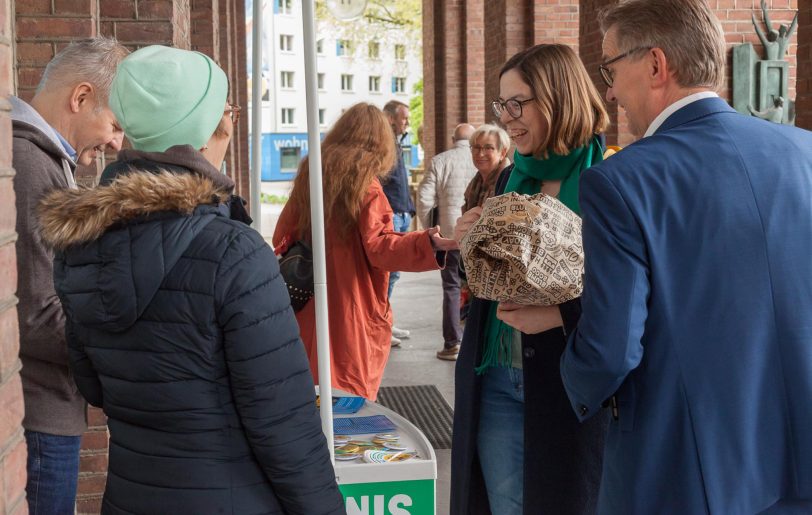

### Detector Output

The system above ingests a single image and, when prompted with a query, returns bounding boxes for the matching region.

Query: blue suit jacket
[562,97,812,514]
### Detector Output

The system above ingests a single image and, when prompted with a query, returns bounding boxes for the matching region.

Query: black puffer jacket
[39,162,344,515]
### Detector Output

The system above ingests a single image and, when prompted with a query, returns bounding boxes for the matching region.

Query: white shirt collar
[643,91,718,138]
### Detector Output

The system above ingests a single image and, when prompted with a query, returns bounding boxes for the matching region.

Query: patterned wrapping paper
[459,191,584,306]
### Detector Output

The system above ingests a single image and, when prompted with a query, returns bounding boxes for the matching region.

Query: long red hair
[288,103,397,239]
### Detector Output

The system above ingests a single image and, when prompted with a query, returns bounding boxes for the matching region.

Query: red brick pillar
[796,0,812,129]
[465,0,487,128]
[100,0,191,49]
[0,0,28,512]
[216,0,250,203]
[533,0,579,48]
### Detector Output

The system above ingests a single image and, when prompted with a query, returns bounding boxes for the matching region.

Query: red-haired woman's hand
[428,226,459,251]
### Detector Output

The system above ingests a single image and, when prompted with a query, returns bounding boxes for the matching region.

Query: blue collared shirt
[54,131,77,162]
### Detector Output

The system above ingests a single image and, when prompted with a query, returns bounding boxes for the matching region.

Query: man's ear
[69,82,95,113]
[648,47,671,88]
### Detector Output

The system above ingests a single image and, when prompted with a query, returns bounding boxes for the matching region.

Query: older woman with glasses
[462,124,511,213]
[450,44,611,515]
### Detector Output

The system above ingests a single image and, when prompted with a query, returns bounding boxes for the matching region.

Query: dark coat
[39,163,344,515]
[381,136,415,214]
[450,168,609,515]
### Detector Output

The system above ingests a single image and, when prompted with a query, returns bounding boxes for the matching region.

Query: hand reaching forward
[428,226,459,251]
[454,207,483,245]
[496,302,563,335]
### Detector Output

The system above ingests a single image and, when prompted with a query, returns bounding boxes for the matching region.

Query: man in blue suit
[503,0,812,513]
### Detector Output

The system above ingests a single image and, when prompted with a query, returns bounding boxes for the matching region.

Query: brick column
[465,0,486,127]
[214,0,249,203]
[533,0,579,49]
[0,0,28,513]
[796,0,812,129]
[100,0,191,49]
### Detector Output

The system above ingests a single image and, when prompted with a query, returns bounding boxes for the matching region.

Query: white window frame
[281,108,295,126]
[368,75,381,93]
[280,71,294,89]
[341,74,354,92]
[279,34,294,52]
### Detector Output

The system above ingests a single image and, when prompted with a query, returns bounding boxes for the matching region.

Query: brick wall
[0,0,27,512]
[427,0,805,155]
[796,0,812,129]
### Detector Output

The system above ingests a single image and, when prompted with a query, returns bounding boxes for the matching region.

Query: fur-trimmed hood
[41,171,231,333]
[40,171,230,251]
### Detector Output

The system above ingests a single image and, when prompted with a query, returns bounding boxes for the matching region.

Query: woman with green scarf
[450,44,612,515]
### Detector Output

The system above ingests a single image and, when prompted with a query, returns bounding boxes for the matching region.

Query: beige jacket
[417,140,477,236]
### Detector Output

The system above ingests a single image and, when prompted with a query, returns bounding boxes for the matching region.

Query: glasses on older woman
[471,144,498,154]
[224,104,241,124]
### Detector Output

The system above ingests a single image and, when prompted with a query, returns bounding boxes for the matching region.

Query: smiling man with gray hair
[11,36,128,514]
[525,0,812,513]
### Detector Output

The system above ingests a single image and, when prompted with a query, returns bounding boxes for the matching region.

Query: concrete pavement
[385,270,456,515]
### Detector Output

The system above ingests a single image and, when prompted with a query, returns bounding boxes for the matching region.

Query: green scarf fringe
[476,136,604,374]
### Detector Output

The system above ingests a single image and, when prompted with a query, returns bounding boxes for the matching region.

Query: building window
[277,0,293,14]
[319,109,326,126]
[392,77,406,94]
[368,41,380,59]
[341,74,354,92]
[317,73,325,90]
[280,71,294,89]
[368,75,381,93]
[279,34,293,52]
[394,44,406,60]
[280,147,300,171]
[336,39,352,56]
[316,39,324,54]
[281,108,295,125]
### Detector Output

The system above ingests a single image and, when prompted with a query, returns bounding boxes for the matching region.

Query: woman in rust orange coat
[274,103,458,400]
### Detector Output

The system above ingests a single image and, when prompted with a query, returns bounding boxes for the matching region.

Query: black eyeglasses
[225,104,241,124]
[491,98,536,120]
[599,46,651,88]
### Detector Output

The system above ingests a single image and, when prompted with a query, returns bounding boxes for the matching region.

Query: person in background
[451,44,610,515]
[274,103,458,401]
[38,45,344,514]
[11,36,128,514]
[381,99,416,346]
[458,124,512,324]
[417,123,477,361]
[523,0,812,513]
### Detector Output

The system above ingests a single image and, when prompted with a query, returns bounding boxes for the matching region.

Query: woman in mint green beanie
[39,45,344,515]
[450,44,612,515]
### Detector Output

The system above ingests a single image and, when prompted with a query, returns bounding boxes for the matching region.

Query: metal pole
[250,0,262,232]
[301,0,334,460]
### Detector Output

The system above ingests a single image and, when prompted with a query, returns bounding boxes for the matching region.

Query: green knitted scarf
[476,136,603,374]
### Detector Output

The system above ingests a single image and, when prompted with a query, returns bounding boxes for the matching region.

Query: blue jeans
[25,430,82,515]
[477,366,524,515]
[387,212,412,299]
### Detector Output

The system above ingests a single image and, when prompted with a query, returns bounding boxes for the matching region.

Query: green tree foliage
[409,78,423,147]
[315,0,422,55]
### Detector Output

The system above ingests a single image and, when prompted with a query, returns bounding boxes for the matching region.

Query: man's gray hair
[470,124,510,152]
[383,100,408,117]
[599,0,726,91]
[36,36,129,105]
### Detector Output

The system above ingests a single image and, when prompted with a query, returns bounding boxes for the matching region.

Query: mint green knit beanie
[110,45,228,152]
